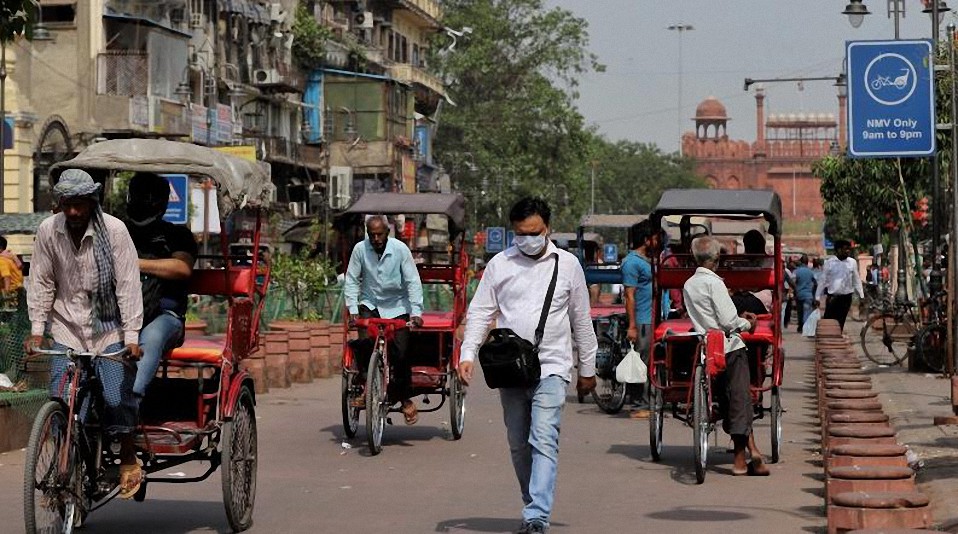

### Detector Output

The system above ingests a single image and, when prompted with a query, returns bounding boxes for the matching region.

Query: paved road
[0,331,825,533]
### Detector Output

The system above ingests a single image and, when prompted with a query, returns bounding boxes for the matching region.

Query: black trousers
[823,293,853,331]
[716,348,752,438]
[359,306,412,401]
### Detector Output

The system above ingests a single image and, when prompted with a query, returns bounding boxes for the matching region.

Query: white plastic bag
[802,309,821,337]
[615,345,648,384]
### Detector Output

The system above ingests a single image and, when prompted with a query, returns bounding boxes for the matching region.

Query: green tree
[432,0,603,231]
[0,0,38,42]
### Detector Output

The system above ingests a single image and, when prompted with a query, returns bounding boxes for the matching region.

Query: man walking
[792,255,816,332]
[458,197,597,533]
[816,240,864,331]
[622,219,654,415]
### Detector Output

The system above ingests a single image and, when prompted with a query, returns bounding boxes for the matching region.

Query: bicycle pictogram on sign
[864,53,918,106]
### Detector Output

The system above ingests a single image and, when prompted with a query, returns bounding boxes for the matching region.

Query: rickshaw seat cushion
[590,305,626,319]
[165,338,224,364]
[654,319,775,344]
[420,311,455,328]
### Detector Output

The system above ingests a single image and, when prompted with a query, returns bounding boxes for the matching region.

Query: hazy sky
[548,0,954,152]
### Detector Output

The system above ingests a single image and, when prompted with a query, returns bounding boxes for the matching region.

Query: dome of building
[695,96,728,120]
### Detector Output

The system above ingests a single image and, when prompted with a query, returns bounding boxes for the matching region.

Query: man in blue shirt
[621,220,655,413]
[344,215,424,424]
[792,255,816,332]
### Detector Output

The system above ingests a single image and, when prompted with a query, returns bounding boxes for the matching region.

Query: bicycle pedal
[386,417,393,425]
[422,396,430,405]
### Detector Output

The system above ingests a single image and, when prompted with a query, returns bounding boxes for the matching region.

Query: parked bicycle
[914,291,947,374]
[859,298,919,366]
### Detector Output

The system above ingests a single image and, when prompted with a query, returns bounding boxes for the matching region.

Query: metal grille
[98,52,149,97]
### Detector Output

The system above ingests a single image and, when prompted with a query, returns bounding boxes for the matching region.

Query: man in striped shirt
[26,169,144,498]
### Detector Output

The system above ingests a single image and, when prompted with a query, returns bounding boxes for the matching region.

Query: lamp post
[667,23,693,151]
[924,1,951,298]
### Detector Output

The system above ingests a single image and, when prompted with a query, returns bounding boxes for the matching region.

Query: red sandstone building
[681,89,848,254]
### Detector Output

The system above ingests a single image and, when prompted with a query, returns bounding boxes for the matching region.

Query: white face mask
[514,234,547,256]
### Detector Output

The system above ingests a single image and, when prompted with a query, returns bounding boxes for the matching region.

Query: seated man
[683,236,770,476]
[344,215,424,424]
[124,172,197,400]
[731,229,773,315]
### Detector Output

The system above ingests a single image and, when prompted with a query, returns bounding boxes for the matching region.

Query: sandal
[748,456,770,476]
[401,401,418,425]
[118,463,143,499]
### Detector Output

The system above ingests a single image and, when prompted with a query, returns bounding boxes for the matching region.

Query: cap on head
[54,169,101,202]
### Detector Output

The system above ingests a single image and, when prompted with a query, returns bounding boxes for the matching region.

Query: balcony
[260,137,325,171]
[387,63,445,99]
[392,0,442,28]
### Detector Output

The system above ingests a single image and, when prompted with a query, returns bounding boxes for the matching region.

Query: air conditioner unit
[253,68,281,85]
[353,11,373,29]
[288,201,307,217]
[329,166,353,210]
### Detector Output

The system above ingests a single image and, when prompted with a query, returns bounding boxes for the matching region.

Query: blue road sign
[506,230,515,249]
[603,243,618,263]
[486,226,505,253]
[847,40,935,158]
[162,174,189,225]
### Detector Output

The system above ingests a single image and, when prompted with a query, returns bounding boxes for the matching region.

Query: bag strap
[533,254,560,348]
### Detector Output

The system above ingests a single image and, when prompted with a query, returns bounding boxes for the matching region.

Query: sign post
[846,39,935,158]
[485,226,505,254]
[161,174,189,225]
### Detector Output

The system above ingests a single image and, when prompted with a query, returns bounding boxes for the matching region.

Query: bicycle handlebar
[352,317,413,329]
[30,347,130,360]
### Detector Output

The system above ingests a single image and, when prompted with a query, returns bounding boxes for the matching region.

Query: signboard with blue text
[603,243,618,263]
[846,39,935,157]
[162,174,189,225]
[486,226,505,253]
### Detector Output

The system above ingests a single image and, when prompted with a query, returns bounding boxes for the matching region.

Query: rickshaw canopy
[339,192,466,234]
[50,139,274,217]
[579,213,647,229]
[650,189,783,237]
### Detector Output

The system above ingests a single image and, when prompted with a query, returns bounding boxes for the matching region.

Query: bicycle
[590,314,628,414]
[860,298,919,366]
[914,291,947,374]
[23,346,130,534]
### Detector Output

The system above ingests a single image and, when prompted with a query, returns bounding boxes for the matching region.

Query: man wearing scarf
[26,168,144,499]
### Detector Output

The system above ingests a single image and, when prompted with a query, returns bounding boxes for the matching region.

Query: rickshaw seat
[591,304,626,319]
[420,311,455,329]
[654,318,775,344]
[165,338,224,364]
[187,268,254,297]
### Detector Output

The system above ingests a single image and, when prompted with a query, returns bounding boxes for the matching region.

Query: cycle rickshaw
[646,189,785,483]
[335,193,468,455]
[572,214,646,413]
[24,139,272,532]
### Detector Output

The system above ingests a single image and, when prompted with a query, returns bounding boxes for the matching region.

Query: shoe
[517,521,547,534]
[630,409,651,419]
[401,400,419,425]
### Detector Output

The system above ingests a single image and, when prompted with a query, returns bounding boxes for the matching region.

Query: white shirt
[683,267,752,354]
[815,256,864,300]
[461,242,597,381]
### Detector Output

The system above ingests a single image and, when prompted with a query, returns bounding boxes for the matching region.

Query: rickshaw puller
[683,236,770,476]
[25,169,145,497]
[344,215,424,424]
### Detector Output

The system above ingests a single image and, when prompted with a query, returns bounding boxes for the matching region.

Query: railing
[97,51,148,97]
[261,137,325,169]
[397,0,443,24]
[388,63,445,96]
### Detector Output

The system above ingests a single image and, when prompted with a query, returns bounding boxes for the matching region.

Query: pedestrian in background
[622,219,655,416]
[458,197,597,534]
[792,255,816,332]
[816,240,864,331]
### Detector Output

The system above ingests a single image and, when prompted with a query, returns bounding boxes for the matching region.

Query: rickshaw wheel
[591,379,626,414]
[770,386,782,464]
[692,365,709,484]
[365,350,387,455]
[341,371,360,439]
[649,365,666,461]
[222,387,257,532]
[24,401,72,534]
[449,372,466,440]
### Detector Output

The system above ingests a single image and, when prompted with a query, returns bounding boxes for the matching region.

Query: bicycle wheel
[222,386,257,532]
[365,350,388,455]
[649,364,666,462]
[341,371,360,439]
[449,371,466,440]
[24,400,74,534]
[770,386,783,464]
[916,322,947,374]
[860,314,914,366]
[692,364,709,484]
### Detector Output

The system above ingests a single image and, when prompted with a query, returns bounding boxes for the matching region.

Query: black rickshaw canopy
[339,192,466,234]
[649,188,783,237]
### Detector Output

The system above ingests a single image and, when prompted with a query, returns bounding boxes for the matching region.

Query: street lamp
[842,0,871,29]
[923,1,951,25]
[667,23,693,152]
[0,11,54,214]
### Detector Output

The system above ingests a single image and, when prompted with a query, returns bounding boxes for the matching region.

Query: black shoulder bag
[478,254,559,389]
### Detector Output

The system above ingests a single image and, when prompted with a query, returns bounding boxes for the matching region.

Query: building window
[412,44,419,68]
[387,31,394,61]
[41,2,76,25]
[400,35,407,63]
